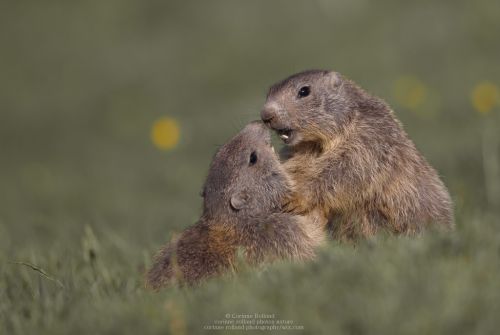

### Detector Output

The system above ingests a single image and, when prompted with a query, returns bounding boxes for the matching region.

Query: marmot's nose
[261,105,277,123]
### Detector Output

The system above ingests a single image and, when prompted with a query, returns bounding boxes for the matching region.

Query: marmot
[261,70,453,240]
[146,121,325,289]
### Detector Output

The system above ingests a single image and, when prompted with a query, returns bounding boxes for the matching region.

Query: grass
[1,212,500,334]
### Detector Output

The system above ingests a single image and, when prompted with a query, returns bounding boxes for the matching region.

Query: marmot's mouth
[276,128,293,144]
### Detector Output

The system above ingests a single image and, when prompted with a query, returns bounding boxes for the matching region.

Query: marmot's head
[201,121,290,221]
[261,70,355,146]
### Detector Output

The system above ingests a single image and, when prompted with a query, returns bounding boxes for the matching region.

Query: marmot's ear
[327,71,341,89]
[230,191,249,210]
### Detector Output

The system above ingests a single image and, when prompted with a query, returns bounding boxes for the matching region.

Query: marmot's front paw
[282,194,310,215]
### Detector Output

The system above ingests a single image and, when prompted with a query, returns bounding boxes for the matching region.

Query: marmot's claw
[282,196,309,215]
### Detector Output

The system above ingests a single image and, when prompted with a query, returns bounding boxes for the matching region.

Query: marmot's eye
[298,86,310,98]
[249,151,258,165]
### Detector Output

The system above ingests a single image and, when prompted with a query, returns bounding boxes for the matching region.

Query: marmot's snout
[243,120,271,145]
[261,103,294,144]
[261,103,276,123]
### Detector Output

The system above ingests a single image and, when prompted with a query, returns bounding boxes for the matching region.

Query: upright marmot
[146,121,325,289]
[261,70,453,240]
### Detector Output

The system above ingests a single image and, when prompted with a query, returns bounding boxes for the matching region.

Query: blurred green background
[1,1,499,334]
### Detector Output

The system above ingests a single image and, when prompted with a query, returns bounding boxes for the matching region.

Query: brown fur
[261,70,454,240]
[146,121,326,289]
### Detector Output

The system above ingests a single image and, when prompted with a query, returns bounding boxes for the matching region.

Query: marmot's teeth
[271,146,275,153]
[280,134,289,140]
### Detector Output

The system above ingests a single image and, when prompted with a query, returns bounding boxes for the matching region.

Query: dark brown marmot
[146,121,325,289]
[261,70,453,240]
